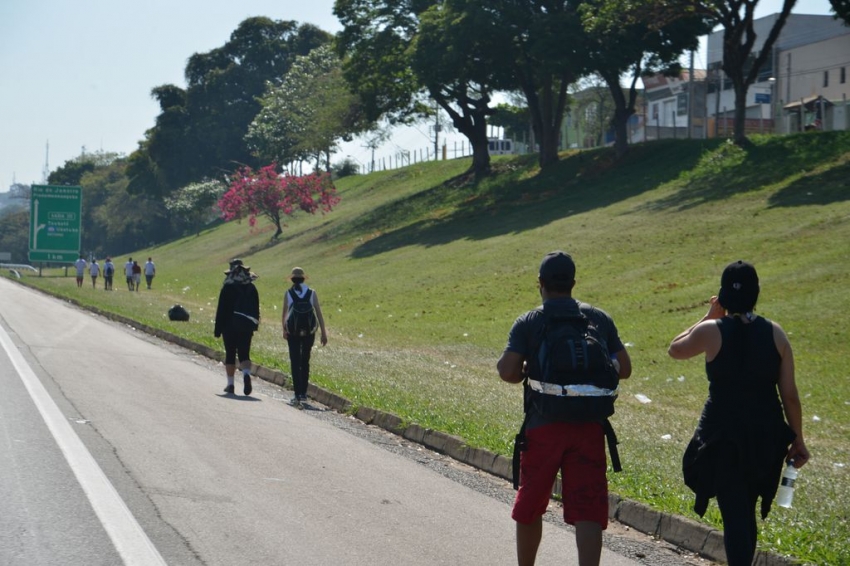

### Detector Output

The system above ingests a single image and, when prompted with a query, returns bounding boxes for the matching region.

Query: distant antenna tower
[42,140,50,184]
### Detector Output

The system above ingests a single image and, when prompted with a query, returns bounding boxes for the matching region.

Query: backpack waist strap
[527,379,619,398]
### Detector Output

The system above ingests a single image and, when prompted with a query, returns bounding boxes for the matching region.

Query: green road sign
[29,184,83,263]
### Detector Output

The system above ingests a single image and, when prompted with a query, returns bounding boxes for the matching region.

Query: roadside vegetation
[10,132,850,565]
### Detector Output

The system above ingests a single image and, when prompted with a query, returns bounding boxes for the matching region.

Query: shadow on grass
[768,158,850,208]
[639,131,850,212]
[348,140,710,258]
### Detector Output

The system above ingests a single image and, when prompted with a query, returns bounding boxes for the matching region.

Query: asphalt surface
[0,277,716,565]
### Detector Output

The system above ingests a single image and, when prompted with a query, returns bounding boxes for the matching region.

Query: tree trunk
[733,82,749,146]
[612,109,630,158]
[433,89,492,180]
[469,134,491,180]
[519,73,570,169]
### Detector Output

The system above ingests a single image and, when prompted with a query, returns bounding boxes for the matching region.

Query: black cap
[718,260,760,313]
[539,251,576,284]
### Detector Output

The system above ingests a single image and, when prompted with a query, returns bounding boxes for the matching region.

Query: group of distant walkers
[73,255,156,291]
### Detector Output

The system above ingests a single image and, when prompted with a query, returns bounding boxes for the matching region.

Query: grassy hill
[14,131,850,565]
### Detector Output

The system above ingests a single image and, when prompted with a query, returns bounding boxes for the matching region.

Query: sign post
[29,185,83,263]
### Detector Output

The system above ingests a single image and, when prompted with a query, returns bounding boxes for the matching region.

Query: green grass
[12,132,850,565]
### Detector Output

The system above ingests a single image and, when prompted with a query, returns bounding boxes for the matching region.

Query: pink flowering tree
[217,164,340,238]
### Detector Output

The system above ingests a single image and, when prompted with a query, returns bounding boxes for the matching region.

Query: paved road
[0,278,708,565]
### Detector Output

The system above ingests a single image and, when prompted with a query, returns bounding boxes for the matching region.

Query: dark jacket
[683,316,795,519]
[214,275,260,337]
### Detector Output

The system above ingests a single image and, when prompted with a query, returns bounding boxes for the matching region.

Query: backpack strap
[512,409,529,490]
[602,418,622,473]
[288,288,312,305]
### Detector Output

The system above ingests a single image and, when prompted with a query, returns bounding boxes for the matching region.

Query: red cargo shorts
[511,421,608,528]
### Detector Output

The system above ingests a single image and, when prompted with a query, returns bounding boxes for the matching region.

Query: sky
[0,0,837,192]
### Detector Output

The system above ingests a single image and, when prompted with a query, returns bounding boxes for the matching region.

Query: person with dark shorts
[497,251,632,566]
[214,259,260,396]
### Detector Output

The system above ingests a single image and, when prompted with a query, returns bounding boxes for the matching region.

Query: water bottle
[776,461,798,508]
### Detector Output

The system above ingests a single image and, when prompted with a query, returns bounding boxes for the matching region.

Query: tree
[411,1,512,176]
[660,0,796,146]
[80,159,174,257]
[334,0,503,178]
[218,164,340,238]
[477,0,593,168]
[710,0,796,145]
[581,0,709,157]
[0,209,29,263]
[830,0,850,24]
[164,180,227,236]
[247,46,370,173]
[48,150,122,186]
[127,18,332,197]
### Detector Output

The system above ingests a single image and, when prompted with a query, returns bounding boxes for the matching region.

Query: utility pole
[433,106,441,160]
[42,140,50,184]
[688,50,695,139]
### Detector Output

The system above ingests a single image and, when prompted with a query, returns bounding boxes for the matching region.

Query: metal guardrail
[1,264,39,278]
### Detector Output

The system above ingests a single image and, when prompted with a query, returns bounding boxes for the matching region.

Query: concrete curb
[11,282,801,566]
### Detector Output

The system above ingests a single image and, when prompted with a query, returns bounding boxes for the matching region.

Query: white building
[706,13,850,134]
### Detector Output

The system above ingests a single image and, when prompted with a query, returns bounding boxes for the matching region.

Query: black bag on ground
[168,304,190,321]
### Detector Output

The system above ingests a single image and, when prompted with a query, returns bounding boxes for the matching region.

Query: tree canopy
[656,0,797,145]
[581,0,710,157]
[335,0,503,177]
[246,46,370,173]
[830,0,850,24]
[127,18,332,197]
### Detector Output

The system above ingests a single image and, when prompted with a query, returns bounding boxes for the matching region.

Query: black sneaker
[243,375,252,396]
[223,384,235,395]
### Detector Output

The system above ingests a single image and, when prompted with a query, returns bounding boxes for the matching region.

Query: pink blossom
[218,164,340,237]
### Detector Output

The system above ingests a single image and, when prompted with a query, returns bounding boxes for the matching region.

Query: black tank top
[701,316,785,434]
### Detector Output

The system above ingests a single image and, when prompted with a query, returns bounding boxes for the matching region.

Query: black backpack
[286,289,318,337]
[526,311,620,422]
[104,264,114,277]
[168,304,190,321]
[512,309,622,489]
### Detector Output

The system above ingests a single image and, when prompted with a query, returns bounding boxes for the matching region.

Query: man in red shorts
[497,251,632,566]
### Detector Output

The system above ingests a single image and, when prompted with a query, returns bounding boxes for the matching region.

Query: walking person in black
[214,259,260,396]
[668,260,810,566]
[282,267,327,408]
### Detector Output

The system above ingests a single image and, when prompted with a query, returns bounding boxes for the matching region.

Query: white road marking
[0,323,168,566]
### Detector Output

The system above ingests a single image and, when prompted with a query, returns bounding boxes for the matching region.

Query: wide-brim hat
[289,267,306,280]
[224,258,249,274]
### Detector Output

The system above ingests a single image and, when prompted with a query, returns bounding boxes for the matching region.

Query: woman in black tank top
[667,261,810,566]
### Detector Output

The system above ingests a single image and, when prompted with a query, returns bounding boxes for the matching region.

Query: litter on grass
[634,393,652,404]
